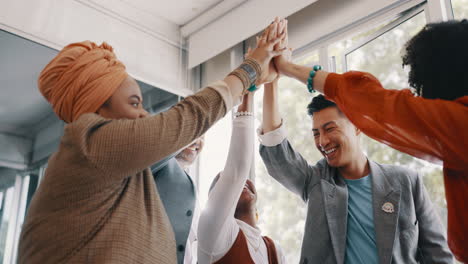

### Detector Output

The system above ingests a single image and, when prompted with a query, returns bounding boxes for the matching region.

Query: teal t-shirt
[344,174,379,264]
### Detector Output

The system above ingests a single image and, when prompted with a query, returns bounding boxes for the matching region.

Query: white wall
[0,0,191,96]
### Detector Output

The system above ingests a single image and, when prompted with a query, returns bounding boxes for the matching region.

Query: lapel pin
[382,202,394,213]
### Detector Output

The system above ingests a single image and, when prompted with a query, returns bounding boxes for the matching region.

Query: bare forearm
[262,81,282,133]
[281,62,329,94]
[237,93,254,112]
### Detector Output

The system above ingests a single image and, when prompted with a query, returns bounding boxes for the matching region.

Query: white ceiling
[116,0,224,25]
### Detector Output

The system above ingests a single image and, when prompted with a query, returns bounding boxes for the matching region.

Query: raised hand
[247,17,287,85]
[274,18,288,54]
[254,34,280,84]
[262,18,290,84]
[274,47,292,76]
[273,19,292,76]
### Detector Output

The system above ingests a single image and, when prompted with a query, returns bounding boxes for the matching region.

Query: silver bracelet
[234,111,253,118]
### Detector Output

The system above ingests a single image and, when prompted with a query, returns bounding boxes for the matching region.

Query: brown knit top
[18,82,236,264]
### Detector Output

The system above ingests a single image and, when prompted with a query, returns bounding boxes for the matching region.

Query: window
[451,0,468,19]
[345,11,426,89]
[328,18,395,74]
[0,173,32,264]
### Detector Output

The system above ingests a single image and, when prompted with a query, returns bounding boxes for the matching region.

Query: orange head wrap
[38,41,128,123]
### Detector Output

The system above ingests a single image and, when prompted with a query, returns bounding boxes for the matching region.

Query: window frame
[342,4,426,72]
[292,0,452,73]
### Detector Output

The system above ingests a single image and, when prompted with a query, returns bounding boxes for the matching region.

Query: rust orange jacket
[324,71,468,262]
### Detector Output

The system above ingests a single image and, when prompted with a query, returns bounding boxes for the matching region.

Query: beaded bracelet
[234,111,254,118]
[242,58,261,93]
[248,84,258,92]
[307,65,322,93]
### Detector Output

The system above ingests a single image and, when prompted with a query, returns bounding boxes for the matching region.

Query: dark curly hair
[402,19,468,100]
[307,94,340,116]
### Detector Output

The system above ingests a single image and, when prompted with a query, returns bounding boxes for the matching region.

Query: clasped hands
[246,17,292,86]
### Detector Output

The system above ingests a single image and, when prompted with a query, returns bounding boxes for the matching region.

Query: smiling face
[312,107,361,168]
[97,76,149,120]
[175,136,205,169]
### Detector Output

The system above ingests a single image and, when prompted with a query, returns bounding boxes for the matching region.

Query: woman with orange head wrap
[38,41,129,123]
[18,19,287,263]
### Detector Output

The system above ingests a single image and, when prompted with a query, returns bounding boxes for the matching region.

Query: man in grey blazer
[259,84,452,264]
[151,136,204,264]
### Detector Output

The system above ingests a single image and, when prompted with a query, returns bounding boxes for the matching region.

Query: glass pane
[0,168,18,263]
[254,51,319,264]
[295,50,320,67]
[328,17,400,73]
[0,172,35,263]
[347,12,426,91]
[11,176,30,264]
[0,187,15,263]
[344,12,448,227]
[451,0,468,19]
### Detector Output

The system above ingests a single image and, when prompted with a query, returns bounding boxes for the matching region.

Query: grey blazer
[260,139,453,264]
[152,155,196,264]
